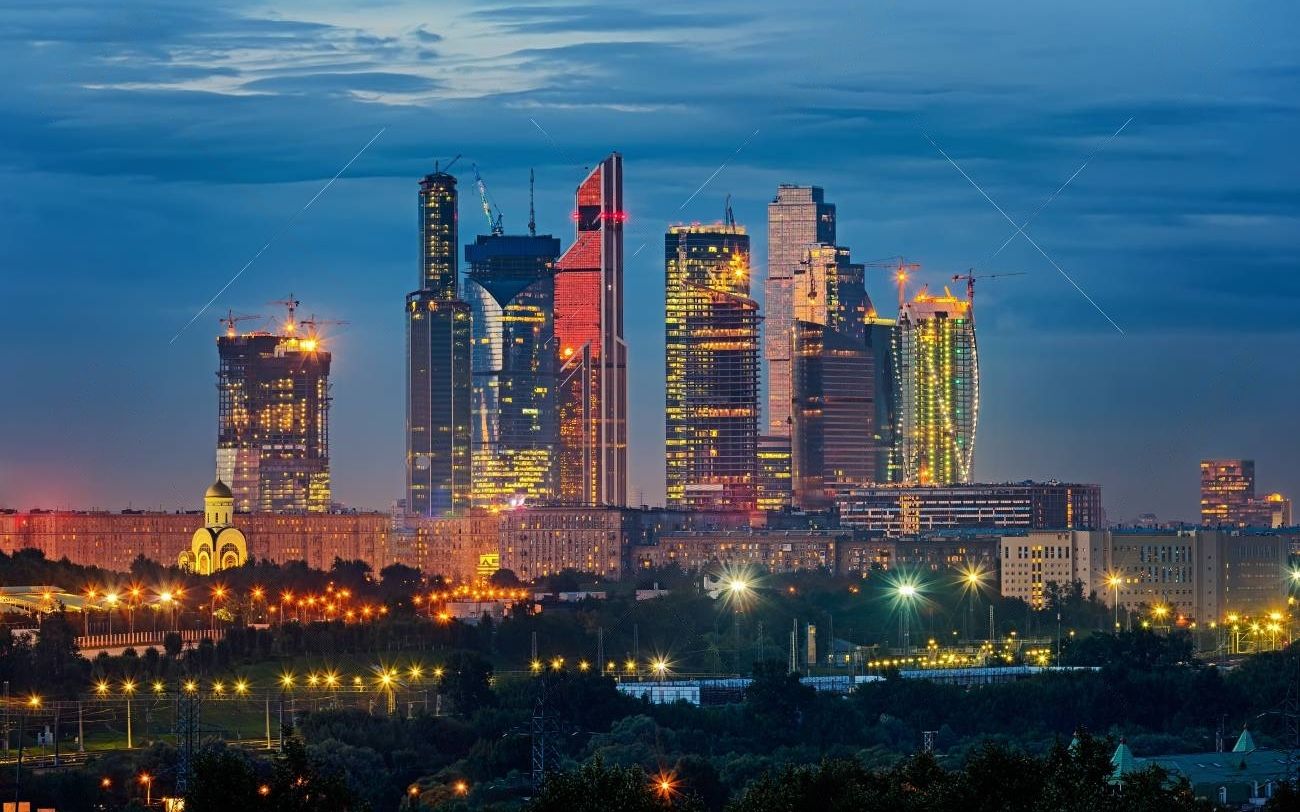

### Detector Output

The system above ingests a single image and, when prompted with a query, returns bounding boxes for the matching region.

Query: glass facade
[791,321,874,510]
[554,154,626,506]
[664,224,759,512]
[894,290,978,485]
[216,332,331,513]
[1200,459,1255,526]
[464,234,562,508]
[407,167,473,516]
[764,185,835,437]
[756,435,793,512]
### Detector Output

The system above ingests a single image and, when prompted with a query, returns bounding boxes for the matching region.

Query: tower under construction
[664,221,760,512]
[216,303,332,513]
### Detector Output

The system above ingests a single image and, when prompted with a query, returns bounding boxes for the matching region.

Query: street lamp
[122,679,136,748]
[104,592,119,635]
[139,773,152,806]
[894,581,919,657]
[1106,574,1122,631]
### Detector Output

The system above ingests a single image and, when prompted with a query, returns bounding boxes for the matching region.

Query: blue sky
[1,1,1297,521]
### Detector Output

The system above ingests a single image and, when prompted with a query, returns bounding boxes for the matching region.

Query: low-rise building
[837,481,1102,536]
[999,531,1107,609]
[641,529,848,574]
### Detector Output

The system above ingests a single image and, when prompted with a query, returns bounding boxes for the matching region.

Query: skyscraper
[765,185,835,437]
[865,316,900,483]
[788,244,874,508]
[464,232,562,508]
[216,316,331,514]
[893,287,978,485]
[407,168,472,516]
[665,222,760,512]
[554,153,626,506]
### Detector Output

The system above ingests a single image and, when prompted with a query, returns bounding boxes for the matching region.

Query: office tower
[665,222,760,512]
[894,287,978,484]
[463,233,563,508]
[765,185,835,437]
[1200,459,1255,526]
[756,435,793,512]
[216,317,331,514]
[791,244,867,339]
[407,168,472,516]
[866,317,899,483]
[554,153,626,506]
[790,321,874,509]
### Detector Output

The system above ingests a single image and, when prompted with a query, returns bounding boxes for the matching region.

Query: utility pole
[597,627,604,674]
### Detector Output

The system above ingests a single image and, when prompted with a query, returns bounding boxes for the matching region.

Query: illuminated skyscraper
[756,435,793,512]
[665,222,759,512]
[893,287,978,485]
[464,233,562,508]
[765,185,835,436]
[216,318,331,514]
[789,245,874,508]
[554,154,626,506]
[865,316,900,483]
[407,168,472,516]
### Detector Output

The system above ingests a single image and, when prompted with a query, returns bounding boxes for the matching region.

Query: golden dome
[205,480,233,499]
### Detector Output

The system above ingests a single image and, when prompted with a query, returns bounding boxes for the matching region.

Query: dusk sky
[2,1,1297,522]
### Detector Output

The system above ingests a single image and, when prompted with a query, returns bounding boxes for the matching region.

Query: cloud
[241,71,441,96]
[466,3,755,34]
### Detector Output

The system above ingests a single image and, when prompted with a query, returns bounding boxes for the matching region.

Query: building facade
[643,529,849,575]
[999,530,1107,610]
[554,154,627,506]
[178,481,249,574]
[216,328,332,514]
[463,233,563,508]
[765,185,836,437]
[407,169,473,516]
[1201,459,1292,528]
[403,512,503,583]
[756,435,793,512]
[664,223,760,512]
[837,482,1102,536]
[894,288,978,484]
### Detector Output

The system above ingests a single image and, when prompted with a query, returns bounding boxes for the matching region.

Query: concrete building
[404,512,503,583]
[841,533,1001,576]
[838,482,1102,537]
[216,315,332,514]
[498,506,744,581]
[641,529,851,575]
[999,531,1107,609]
[998,529,1287,622]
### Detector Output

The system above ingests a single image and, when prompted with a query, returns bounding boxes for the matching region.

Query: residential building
[894,287,978,484]
[999,531,1107,609]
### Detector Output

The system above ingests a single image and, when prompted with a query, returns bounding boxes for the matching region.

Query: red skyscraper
[554,154,626,506]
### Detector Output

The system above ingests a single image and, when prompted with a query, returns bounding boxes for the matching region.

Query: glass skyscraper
[665,223,760,512]
[554,154,626,507]
[464,233,562,508]
[893,288,979,485]
[765,185,835,437]
[407,169,472,516]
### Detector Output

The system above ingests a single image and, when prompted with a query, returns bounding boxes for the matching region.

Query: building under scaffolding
[664,222,760,512]
[216,325,331,513]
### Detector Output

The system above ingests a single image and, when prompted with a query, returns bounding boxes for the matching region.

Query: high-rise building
[464,233,562,508]
[788,243,875,508]
[407,168,472,516]
[894,287,978,484]
[838,481,1102,537]
[765,185,835,437]
[216,322,331,514]
[554,153,626,506]
[1201,459,1256,526]
[866,317,900,483]
[791,321,874,509]
[664,222,760,512]
[756,435,793,512]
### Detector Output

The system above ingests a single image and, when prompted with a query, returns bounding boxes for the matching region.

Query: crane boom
[472,163,504,236]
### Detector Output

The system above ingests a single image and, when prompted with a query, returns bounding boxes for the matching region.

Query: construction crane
[436,153,462,174]
[528,169,537,237]
[863,256,921,308]
[298,314,349,349]
[951,270,1026,304]
[219,309,262,338]
[269,294,301,334]
[472,164,504,236]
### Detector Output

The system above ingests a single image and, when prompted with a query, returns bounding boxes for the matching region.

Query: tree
[527,759,703,812]
[442,652,496,716]
[489,569,522,588]
[32,611,87,697]
[163,631,183,658]
[186,741,266,812]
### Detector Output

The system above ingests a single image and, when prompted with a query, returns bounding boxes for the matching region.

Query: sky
[1,1,1297,522]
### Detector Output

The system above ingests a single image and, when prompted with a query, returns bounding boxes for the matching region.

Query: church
[178,481,248,574]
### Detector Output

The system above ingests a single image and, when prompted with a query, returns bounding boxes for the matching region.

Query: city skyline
[3,2,1299,522]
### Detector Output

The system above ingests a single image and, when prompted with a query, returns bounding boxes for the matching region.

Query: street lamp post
[1106,574,1122,631]
[896,583,918,658]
